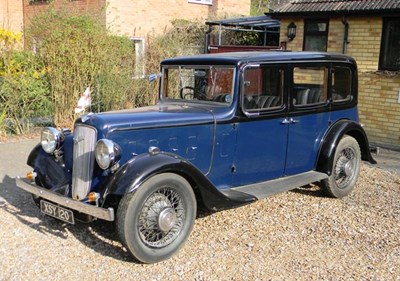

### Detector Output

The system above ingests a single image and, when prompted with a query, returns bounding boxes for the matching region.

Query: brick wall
[106,0,250,37]
[327,18,343,53]
[1,1,106,34]
[359,74,400,146]
[0,0,24,33]
[279,17,400,148]
[279,18,303,50]
[24,0,106,28]
[346,18,382,71]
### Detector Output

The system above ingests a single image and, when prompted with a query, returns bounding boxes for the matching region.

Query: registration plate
[40,200,75,224]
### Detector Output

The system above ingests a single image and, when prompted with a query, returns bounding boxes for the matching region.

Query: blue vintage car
[16,51,375,263]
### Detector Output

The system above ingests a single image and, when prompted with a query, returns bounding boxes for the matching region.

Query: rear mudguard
[316,119,376,175]
[101,152,256,211]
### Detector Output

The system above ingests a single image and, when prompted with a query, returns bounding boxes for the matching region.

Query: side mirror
[148,73,161,82]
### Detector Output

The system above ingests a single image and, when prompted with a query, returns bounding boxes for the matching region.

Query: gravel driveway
[1,138,399,280]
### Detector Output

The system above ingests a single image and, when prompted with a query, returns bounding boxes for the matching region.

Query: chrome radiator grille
[72,125,96,200]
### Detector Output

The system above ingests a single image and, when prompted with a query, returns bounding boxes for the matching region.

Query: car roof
[161,51,356,66]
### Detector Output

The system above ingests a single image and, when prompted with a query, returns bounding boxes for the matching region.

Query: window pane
[304,19,328,52]
[243,66,284,112]
[293,66,328,106]
[380,19,400,70]
[132,38,145,79]
[306,22,327,32]
[332,66,352,102]
[163,66,234,104]
[304,35,327,51]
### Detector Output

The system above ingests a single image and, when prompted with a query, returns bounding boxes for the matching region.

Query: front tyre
[117,173,196,263]
[321,135,361,198]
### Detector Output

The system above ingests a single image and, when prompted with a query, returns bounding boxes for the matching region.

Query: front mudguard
[101,152,255,211]
[27,143,42,167]
[316,119,376,175]
[27,144,71,191]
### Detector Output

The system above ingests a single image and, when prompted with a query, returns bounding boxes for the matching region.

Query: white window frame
[188,0,213,5]
[131,37,146,79]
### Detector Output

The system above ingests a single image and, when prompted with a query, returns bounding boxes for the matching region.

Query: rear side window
[242,66,284,113]
[332,66,352,102]
[293,66,328,106]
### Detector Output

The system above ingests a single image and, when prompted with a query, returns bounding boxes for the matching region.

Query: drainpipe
[341,16,349,54]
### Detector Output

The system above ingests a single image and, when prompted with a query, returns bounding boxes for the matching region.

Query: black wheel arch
[316,119,376,175]
[27,143,43,167]
[101,151,255,211]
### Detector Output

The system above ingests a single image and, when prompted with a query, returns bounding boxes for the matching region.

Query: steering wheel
[180,86,195,99]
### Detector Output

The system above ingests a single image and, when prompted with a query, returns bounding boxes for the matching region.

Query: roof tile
[272,0,400,14]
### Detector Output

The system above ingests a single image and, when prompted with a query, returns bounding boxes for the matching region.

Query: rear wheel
[117,173,196,263]
[321,135,361,198]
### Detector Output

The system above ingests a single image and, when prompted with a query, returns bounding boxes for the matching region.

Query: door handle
[281,118,299,124]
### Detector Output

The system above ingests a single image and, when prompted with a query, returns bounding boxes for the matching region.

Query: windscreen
[161,66,235,105]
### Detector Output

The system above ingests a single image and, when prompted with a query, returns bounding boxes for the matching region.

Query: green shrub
[27,8,136,127]
[0,29,50,135]
[1,9,208,134]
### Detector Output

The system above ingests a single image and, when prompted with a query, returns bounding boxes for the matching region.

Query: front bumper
[15,177,115,221]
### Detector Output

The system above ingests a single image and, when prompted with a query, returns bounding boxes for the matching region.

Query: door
[285,64,331,175]
[232,65,288,187]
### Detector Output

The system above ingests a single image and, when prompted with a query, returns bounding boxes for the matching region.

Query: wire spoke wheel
[138,187,185,248]
[117,173,196,263]
[333,147,357,189]
[321,135,361,198]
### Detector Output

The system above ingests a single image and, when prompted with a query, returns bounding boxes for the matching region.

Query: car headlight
[95,139,121,170]
[41,127,64,154]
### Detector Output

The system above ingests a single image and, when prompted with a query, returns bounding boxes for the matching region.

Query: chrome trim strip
[15,177,115,221]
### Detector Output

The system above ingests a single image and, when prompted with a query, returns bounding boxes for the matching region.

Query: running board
[231,171,328,200]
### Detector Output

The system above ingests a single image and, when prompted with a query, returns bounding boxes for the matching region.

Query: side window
[293,66,328,106]
[379,18,400,71]
[303,19,329,52]
[242,66,284,113]
[332,66,352,102]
